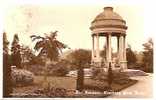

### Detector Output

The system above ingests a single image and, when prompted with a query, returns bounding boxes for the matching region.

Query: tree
[11,34,22,69]
[20,45,35,66]
[69,49,91,92]
[108,62,113,89]
[3,32,13,97]
[31,31,69,86]
[142,38,153,72]
[3,32,9,54]
[126,44,137,68]
[67,49,91,69]
[100,45,106,59]
[30,31,68,61]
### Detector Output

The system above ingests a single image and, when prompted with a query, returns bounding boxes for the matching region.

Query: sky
[3,3,153,52]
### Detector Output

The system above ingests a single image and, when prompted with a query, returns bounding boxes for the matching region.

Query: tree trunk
[3,53,13,97]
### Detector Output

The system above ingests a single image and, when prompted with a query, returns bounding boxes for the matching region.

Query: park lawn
[34,76,77,89]
[13,75,137,97]
[13,76,77,94]
[84,78,138,92]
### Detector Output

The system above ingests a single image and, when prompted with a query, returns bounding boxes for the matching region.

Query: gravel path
[108,74,153,98]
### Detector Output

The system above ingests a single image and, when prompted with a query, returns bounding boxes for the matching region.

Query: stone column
[117,36,120,64]
[123,35,127,69]
[96,34,100,59]
[108,34,112,62]
[106,36,109,62]
[91,35,95,62]
[119,35,124,70]
[119,35,122,67]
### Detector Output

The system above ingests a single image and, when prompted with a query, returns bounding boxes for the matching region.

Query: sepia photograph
[2,0,154,99]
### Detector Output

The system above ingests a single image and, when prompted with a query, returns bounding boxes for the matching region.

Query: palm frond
[30,35,45,41]
[34,40,45,51]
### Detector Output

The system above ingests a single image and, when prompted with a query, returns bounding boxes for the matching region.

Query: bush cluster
[33,87,67,97]
[92,69,130,85]
[11,68,34,86]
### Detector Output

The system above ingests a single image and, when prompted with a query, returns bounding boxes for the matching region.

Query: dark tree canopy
[67,49,91,65]
[142,38,153,72]
[11,34,22,69]
[3,32,9,54]
[3,32,13,97]
[126,44,137,66]
[100,45,106,59]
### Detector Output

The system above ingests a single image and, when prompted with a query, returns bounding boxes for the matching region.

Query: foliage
[100,45,106,59]
[31,31,69,87]
[126,44,137,67]
[47,59,70,76]
[3,32,9,54]
[29,55,45,66]
[11,68,34,86]
[113,72,130,85]
[11,34,22,69]
[91,68,101,79]
[68,49,91,92]
[76,63,84,92]
[67,49,91,66]
[26,59,70,76]
[20,46,35,65]
[30,31,68,61]
[93,69,130,85]
[108,63,113,88]
[142,38,153,72]
[84,80,110,92]
[33,87,67,97]
[3,32,13,97]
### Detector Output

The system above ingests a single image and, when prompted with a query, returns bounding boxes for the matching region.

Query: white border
[1,0,156,100]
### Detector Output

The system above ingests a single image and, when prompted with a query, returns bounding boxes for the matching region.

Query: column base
[120,61,127,71]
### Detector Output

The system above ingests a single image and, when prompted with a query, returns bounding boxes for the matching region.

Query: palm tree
[31,31,69,61]
[31,31,69,86]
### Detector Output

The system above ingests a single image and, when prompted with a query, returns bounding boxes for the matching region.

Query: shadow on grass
[11,76,137,98]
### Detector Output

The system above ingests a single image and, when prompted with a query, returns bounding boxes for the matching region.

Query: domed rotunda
[90,7,128,70]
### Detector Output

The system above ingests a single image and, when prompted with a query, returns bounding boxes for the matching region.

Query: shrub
[76,63,84,92]
[108,63,113,87]
[11,68,34,86]
[92,69,130,85]
[33,87,67,97]
[111,71,130,85]
[84,80,109,92]
[91,68,101,79]
[26,65,45,75]
[50,66,69,76]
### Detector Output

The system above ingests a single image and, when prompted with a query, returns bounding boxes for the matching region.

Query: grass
[13,75,137,97]
[84,78,137,92]
[35,76,77,89]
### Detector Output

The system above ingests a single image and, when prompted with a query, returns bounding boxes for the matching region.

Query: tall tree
[20,45,35,66]
[31,31,69,85]
[126,44,137,68]
[11,34,22,68]
[3,32,9,54]
[31,31,68,61]
[69,49,91,92]
[142,38,153,72]
[3,32,13,97]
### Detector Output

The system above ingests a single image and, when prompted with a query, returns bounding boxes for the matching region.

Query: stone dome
[90,7,127,35]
